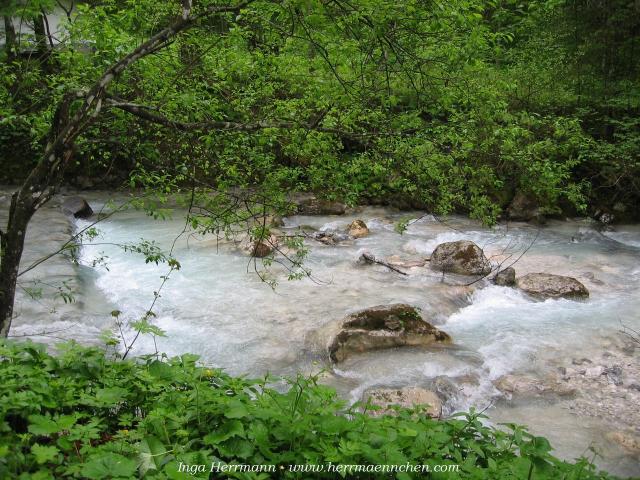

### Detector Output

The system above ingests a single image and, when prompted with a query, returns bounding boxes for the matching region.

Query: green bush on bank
[0,340,616,479]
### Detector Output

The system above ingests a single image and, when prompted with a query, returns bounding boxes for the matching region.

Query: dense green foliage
[1,0,638,223]
[0,340,617,479]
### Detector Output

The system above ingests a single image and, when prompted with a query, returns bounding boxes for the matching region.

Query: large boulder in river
[296,197,346,215]
[62,196,93,219]
[327,304,450,362]
[363,387,442,418]
[517,273,589,300]
[347,219,369,238]
[430,240,491,276]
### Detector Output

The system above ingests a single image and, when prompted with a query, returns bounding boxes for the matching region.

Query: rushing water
[5,191,640,477]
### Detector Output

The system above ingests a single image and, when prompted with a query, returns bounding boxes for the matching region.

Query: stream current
[4,191,639,477]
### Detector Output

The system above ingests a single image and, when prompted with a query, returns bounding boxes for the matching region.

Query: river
[4,190,640,477]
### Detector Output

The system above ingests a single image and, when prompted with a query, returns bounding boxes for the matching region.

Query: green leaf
[31,444,59,464]
[148,360,174,380]
[95,387,128,405]
[28,415,60,435]
[139,435,167,476]
[224,399,249,419]
[81,453,137,479]
[203,420,246,444]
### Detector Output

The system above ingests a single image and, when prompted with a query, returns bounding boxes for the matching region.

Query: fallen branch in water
[359,252,408,276]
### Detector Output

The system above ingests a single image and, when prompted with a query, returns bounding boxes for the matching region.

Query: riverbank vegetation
[0,340,617,479]
[1,0,639,223]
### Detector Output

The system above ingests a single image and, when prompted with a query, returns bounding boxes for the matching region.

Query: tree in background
[0,0,495,336]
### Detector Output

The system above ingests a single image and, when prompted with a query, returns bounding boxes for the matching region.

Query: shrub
[0,340,616,479]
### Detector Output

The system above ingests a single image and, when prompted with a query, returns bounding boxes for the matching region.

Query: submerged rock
[606,431,640,455]
[430,240,491,276]
[62,196,93,219]
[385,255,428,268]
[424,375,461,406]
[494,374,576,397]
[363,387,442,418]
[327,304,450,362]
[517,273,589,299]
[494,267,516,286]
[347,219,369,238]
[603,365,624,386]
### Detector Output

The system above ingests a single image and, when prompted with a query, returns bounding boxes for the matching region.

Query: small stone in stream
[628,384,640,392]
[572,358,593,365]
[252,241,273,258]
[347,219,369,238]
[62,196,93,219]
[357,251,376,264]
[313,230,351,245]
[603,365,623,386]
[585,366,603,377]
[494,267,516,286]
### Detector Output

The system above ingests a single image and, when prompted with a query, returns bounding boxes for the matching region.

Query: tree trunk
[0,193,35,337]
[3,16,17,61]
[33,13,51,69]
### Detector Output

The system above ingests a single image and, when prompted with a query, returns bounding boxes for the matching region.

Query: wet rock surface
[326,304,451,362]
[430,240,491,276]
[313,230,352,245]
[517,273,589,299]
[61,196,93,219]
[494,267,516,286]
[347,219,369,238]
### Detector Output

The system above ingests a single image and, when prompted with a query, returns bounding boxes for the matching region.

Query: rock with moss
[430,240,491,276]
[517,273,589,299]
[326,304,451,362]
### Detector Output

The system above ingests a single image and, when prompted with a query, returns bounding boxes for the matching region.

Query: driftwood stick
[360,252,408,276]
